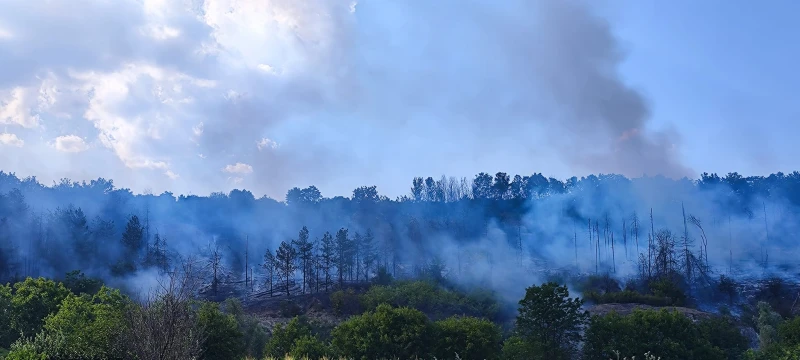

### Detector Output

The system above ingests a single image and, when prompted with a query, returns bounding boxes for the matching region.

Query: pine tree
[320,232,335,291]
[292,226,314,294]
[275,240,297,296]
[334,228,349,286]
[361,228,376,281]
[115,215,144,274]
[121,215,144,258]
[353,232,362,281]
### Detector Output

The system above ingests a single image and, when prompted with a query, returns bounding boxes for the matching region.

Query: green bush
[501,335,537,360]
[279,300,302,318]
[222,298,268,359]
[648,278,687,306]
[330,288,362,316]
[330,304,431,360]
[264,317,314,359]
[514,282,587,360]
[0,284,14,348]
[197,301,245,360]
[5,339,46,360]
[38,286,129,358]
[10,278,71,341]
[697,316,749,360]
[289,335,330,360]
[372,266,393,286]
[583,309,729,360]
[778,316,800,348]
[431,316,502,360]
[360,281,499,320]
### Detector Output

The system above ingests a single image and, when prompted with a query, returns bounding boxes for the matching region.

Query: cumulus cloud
[0,87,40,128]
[257,137,279,150]
[0,132,23,147]
[222,162,253,174]
[0,0,695,198]
[52,135,89,153]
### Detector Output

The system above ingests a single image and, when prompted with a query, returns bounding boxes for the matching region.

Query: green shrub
[279,300,302,318]
[330,288,362,316]
[697,316,749,360]
[11,278,71,339]
[0,284,14,349]
[514,282,587,360]
[5,338,46,360]
[372,266,393,286]
[583,309,728,360]
[264,317,314,359]
[432,316,502,360]
[289,335,330,360]
[778,316,800,348]
[197,301,244,360]
[330,304,431,360]
[501,335,538,360]
[223,298,268,359]
[38,286,129,358]
[360,280,499,320]
[648,278,687,306]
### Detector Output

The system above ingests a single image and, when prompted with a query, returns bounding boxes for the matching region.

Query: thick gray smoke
[0,0,691,199]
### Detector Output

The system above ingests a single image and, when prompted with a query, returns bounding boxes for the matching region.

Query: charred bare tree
[622,218,628,260]
[611,232,616,273]
[649,208,655,278]
[631,211,640,257]
[594,221,600,273]
[688,214,709,269]
[122,258,205,360]
[206,242,223,296]
[654,229,679,279]
[262,248,276,296]
[682,203,693,283]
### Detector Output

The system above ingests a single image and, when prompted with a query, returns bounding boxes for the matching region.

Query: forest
[1,170,799,294]
[2,170,800,359]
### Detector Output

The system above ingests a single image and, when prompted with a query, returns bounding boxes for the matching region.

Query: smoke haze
[0,0,698,199]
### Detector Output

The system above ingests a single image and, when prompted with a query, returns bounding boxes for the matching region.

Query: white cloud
[165,170,180,179]
[52,135,89,153]
[0,87,40,128]
[257,137,278,150]
[0,132,23,147]
[143,25,181,40]
[228,176,244,184]
[222,162,253,174]
[193,122,204,136]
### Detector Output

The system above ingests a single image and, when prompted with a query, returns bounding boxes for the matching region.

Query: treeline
[1,170,800,287]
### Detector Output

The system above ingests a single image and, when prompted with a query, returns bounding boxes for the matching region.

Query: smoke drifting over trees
[0,170,798,302]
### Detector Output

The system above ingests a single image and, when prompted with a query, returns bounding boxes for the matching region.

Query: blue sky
[0,0,797,199]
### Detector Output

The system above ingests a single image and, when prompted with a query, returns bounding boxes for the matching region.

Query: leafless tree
[122,258,206,360]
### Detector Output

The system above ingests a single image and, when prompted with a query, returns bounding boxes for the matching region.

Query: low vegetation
[0,269,798,360]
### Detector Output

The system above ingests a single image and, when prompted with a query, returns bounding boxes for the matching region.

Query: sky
[0,0,797,200]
